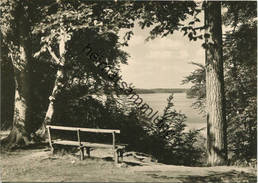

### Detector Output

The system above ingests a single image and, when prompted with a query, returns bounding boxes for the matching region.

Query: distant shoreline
[135,88,189,94]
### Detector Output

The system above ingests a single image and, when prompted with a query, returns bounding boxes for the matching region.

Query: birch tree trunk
[36,29,68,137]
[204,1,227,166]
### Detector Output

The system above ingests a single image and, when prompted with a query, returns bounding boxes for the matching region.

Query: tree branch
[47,46,63,66]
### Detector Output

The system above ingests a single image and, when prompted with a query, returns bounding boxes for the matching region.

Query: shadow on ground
[1,145,257,182]
[146,170,257,183]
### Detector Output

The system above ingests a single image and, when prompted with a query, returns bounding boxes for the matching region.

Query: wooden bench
[46,125,126,164]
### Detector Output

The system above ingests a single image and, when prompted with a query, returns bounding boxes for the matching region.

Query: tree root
[35,123,48,141]
[1,127,31,150]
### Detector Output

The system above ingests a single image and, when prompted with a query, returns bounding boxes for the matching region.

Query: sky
[119,20,205,89]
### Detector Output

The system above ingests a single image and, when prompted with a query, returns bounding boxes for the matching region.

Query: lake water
[139,93,206,131]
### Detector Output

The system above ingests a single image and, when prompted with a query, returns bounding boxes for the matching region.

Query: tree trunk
[2,1,33,149]
[3,68,31,148]
[1,50,15,130]
[36,70,64,137]
[36,29,67,137]
[204,1,227,166]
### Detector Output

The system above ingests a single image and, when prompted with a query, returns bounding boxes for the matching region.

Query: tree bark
[3,1,33,148]
[36,29,67,137]
[3,68,31,148]
[204,1,227,166]
[1,49,15,130]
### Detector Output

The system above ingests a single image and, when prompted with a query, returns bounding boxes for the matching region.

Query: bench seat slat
[47,125,120,134]
[53,140,125,149]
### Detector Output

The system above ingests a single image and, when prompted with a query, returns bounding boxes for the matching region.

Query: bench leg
[50,144,56,154]
[80,147,84,160]
[51,147,54,154]
[116,149,124,163]
[119,150,124,163]
[114,150,119,164]
[86,147,91,157]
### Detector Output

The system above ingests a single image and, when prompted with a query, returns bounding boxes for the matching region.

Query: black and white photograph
[0,0,257,182]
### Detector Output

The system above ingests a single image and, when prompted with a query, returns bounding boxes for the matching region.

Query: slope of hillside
[1,146,256,182]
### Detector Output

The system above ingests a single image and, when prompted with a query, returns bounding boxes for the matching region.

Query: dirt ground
[1,144,257,183]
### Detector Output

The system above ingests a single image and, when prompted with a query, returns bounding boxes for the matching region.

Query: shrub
[146,94,206,166]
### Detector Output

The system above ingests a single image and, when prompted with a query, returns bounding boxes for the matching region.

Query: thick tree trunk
[3,46,32,149]
[204,1,227,166]
[36,29,67,137]
[1,53,15,130]
[3,73,31,148]
[2,2,33,149]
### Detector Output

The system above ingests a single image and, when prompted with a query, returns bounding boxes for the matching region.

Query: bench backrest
[46,125,120,150]
[46,125,120,134]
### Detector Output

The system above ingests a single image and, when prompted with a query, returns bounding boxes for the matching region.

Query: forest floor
[1,142,257,183]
